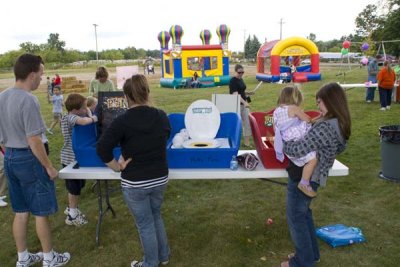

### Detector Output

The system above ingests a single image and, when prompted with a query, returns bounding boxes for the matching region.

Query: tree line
[0,33,160,69]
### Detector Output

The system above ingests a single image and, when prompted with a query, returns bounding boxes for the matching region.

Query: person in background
[47,85,64,135]
[0,146,7,207]
[61,93,98,226]
[86,96,98,115]
[0,53,70,267]
[229,64,253,147]
[97,74,171,267]
[377,60,396,111]
[46,76,52,103]
[54,74,61,87]
[366,55,379,103]
[280,83,351,267]
[89,66,115,98]
[190,72,200,88]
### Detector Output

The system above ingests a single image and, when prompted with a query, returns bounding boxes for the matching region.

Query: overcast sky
[0,0,377,54]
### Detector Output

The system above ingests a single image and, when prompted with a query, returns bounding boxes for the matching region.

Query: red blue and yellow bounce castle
[256,36,321,83]
[158,24,231,88]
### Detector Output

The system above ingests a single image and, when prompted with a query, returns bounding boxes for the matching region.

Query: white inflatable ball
[172,134,184,148]
[179,129,190,141]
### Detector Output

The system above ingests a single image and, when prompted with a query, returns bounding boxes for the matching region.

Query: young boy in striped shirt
[60,93,98,226]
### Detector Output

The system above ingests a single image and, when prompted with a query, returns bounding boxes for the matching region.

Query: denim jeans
[286,178,319,267]
[122,184,170,267]
[365,77,377,101]
[378,87,393,108]
[4,148,57,216]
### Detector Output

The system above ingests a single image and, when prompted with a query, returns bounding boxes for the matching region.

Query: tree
[19,42,41,54]
[248,35,261,60]
[307,33,316,42]
[244,35,261,60]
[244,36,251,59]
[47,33,66,51]
[0,50,24,68]
[355,4,384,38]
[381,8,400,56]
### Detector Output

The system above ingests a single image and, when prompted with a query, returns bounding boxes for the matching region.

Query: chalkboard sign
[96,91,128,137]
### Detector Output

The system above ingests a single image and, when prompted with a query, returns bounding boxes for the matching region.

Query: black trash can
[379,125,400,182]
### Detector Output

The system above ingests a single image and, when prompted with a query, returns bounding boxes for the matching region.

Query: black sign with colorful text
[96,91,128,137]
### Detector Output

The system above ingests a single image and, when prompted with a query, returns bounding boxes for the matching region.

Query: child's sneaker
[16,252,43,267]
[131,260,143,267]
[65,213,88,226]
[43,251,70,267]
[297,183,317,198]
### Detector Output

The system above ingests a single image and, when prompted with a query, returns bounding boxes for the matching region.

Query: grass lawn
[0,65,399,266]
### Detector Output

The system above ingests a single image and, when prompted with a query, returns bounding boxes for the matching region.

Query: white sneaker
[43,251,70,267]
[379,107,386,111]
[0,195,6,200]
[65,213,88,226]
[366,100,371,103]
[0,198,7,207]
[64,207,86,218]
[16,252,43,267]
[386,105,391,110]
[131,260,143,267]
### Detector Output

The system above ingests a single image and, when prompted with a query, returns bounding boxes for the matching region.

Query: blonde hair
[277,86,303,106]
[86,96,97,108]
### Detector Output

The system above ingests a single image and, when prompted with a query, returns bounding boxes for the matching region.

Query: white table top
[339,82,398,89]
[59,150,349,180]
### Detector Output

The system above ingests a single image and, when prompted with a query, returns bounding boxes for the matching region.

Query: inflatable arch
[158,25,231,89]
[256,36,321,83]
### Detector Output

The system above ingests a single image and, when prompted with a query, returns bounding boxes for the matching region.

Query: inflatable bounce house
[158,25,231,89]
[256,36,321,83]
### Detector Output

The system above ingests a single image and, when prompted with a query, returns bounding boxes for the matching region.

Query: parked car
[301,59,311,64]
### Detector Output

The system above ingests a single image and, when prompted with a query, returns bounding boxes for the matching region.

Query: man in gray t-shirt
[0,54,70,266]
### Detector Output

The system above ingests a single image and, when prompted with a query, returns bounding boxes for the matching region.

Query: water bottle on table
[230,155,238,171]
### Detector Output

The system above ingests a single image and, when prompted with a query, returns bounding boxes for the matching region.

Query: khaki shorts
[53,112,62,120]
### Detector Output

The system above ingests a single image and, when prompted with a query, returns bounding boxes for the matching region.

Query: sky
[0,0,378,54]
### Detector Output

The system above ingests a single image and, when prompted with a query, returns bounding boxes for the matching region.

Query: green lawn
[0,65,399,267]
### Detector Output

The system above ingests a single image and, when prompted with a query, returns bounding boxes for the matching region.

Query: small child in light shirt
[47,85,64,135]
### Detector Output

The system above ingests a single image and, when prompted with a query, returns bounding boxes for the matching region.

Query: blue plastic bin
[167,112,242,168]
[72,124,121,167]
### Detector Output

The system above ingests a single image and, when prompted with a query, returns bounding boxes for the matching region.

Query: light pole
[279,18,285,40]
[243,29,246,61]
[93,24,99,64]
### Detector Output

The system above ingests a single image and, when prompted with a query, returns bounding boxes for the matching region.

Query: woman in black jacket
[97,74,171,267]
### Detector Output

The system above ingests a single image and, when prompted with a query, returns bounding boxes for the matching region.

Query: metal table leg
[95,180,116,246]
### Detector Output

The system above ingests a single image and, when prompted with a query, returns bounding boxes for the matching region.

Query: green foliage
[355,4,383,38]
[47,33,66,51]
[0,50,24,68]
[244,35,261,60]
